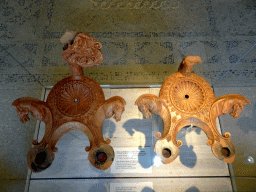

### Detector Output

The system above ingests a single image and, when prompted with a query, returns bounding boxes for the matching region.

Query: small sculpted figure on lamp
[135,56,250,164]
[13,32,126,172]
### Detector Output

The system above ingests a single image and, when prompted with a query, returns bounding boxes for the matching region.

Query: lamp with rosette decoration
[12,32,126,172]
[135,56,250,165]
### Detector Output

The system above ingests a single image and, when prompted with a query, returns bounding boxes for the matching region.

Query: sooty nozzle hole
[162,148,172,158]
[35,151,47,165]
[221,147,231,157]
[96,152,107,162]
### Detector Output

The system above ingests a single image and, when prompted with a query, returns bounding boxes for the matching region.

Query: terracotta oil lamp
[135,56,250,164]
[13,32,126,172]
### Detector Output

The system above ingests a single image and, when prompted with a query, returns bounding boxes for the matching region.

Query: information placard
[111,147,152,173]
[110,182,154,192]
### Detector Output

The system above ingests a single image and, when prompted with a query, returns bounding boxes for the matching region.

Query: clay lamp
[12,32,126,172]
[135,56,250,164]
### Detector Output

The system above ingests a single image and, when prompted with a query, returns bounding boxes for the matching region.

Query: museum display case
[1,1,255,191]
[11,32,253,191]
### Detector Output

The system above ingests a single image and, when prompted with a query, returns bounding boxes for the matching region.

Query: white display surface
[26,87,232,192]
[28,178,232,192]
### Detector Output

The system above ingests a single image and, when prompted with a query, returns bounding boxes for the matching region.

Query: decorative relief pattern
[62,33,104,68]
[135,41,175,65]
[102,42,128,66]
[90,0,179,9]
[172,80,205,112]
[0,0,43,40]
[213,1,256,36]
[56,81,93,116]
[12,32,126,172]
[135,56,250,165]
[22,44,38,55]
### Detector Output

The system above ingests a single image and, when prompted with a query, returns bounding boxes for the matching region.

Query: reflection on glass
[247,156,254,164]
[128,152,133,158]
[153,156,162,167]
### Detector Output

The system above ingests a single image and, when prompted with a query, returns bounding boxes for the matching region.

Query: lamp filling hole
[35,151,47,165]
[185,95,189,99]
[221,147,231,157]
[74,98,79,103]
[96,152,107,162]
[162,148,172,158]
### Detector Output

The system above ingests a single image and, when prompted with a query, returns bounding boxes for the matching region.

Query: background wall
[0,0,255,191]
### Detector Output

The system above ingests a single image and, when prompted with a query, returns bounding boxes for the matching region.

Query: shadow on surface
[123,119,153,168]
[177,126,201,168]
[122,117,202,168]
[103,119,117,140]
[155,114,200,168]
[142,186,155,192]
[186,186,200,192]
[237,103,256,134]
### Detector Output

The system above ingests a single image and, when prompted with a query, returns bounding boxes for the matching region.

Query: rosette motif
[172,80,205,112]
[56,81,92,116]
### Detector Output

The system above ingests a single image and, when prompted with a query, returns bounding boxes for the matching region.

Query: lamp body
[13,33,126,172]
[135,56,250,164]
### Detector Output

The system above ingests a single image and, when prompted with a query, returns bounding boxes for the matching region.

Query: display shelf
[26,86,232,192]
